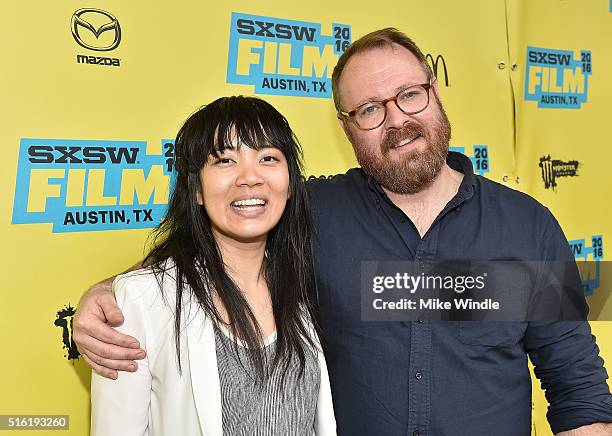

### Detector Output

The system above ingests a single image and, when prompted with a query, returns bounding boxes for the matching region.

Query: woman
[90,96,336,435]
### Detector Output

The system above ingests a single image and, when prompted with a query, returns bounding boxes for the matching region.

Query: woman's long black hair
[143,96,319,382]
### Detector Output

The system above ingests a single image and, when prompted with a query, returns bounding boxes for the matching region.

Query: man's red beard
[349,101,452,195]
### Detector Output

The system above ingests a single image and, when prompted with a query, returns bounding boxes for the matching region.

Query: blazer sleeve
[90,274,153,436]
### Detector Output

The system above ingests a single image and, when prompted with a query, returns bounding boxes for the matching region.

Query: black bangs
[175,96,297,173]
[213,98,271,154]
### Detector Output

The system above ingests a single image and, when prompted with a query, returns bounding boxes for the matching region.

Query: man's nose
[383,100,411,130]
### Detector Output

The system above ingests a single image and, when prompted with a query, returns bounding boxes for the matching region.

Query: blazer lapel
[187,309,223,436]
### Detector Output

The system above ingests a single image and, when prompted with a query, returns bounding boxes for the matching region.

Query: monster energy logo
[539,155,579,190]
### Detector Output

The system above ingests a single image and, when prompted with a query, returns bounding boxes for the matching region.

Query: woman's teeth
[231,198,266,209]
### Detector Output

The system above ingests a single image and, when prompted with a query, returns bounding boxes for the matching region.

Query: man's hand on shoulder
[556,422,612,435]
[74,276,146,379]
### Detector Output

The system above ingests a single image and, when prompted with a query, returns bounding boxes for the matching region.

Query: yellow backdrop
[2,1,610,434]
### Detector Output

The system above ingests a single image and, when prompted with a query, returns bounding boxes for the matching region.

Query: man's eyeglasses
[338,82,433,130]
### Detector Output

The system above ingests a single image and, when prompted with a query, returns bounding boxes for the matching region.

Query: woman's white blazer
[90,268,337,436]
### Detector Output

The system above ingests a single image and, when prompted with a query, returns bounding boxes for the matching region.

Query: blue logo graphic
[569,235,604,296]
[12,138,175,233]
[525,46,591,109]
[449,145,489,176]
[227,12,351,98]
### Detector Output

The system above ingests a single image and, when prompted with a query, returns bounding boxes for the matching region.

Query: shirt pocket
[458,321,527,347]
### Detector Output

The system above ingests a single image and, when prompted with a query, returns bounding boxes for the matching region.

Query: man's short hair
[331,27,434,111]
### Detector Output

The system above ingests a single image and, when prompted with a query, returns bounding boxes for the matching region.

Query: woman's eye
[215,157,233,164]
[261,155,279,163]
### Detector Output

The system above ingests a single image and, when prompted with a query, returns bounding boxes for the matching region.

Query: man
[74,28,612,435]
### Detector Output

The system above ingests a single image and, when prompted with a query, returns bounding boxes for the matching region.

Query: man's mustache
[381,123,427,153]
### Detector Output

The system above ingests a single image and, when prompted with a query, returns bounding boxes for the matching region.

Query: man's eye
[215,158,233,164]
[399,90,421,101]
[357,104,382,117]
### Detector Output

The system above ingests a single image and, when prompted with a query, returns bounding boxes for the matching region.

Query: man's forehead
[338,44,427,107]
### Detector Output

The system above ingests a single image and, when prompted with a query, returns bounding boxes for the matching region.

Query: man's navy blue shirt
[307,151,612,436]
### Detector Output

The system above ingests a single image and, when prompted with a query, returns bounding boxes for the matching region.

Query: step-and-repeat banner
[2,1,610,434]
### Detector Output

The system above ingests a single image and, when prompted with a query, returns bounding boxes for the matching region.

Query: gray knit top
[214,325,320,435]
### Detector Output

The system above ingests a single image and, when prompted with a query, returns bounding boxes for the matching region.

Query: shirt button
[412,431,420,436]
[415,371,423,380]
[417,319,424,324]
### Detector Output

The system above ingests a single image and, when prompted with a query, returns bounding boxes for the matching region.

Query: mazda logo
[71,8,121,52]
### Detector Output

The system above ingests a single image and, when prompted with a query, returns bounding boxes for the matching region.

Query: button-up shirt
[307,151,612,436]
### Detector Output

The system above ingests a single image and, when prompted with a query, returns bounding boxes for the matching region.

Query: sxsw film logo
[525,46,591,108]
[12,138,176,233]
[449,145,489,176]
[54,305,80,361]
[71,8,121,67]
[227,13,351,98]
[539,155,579,190]
[570,235,604,296]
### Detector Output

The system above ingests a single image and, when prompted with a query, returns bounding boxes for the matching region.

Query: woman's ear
[196,189,203,205]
